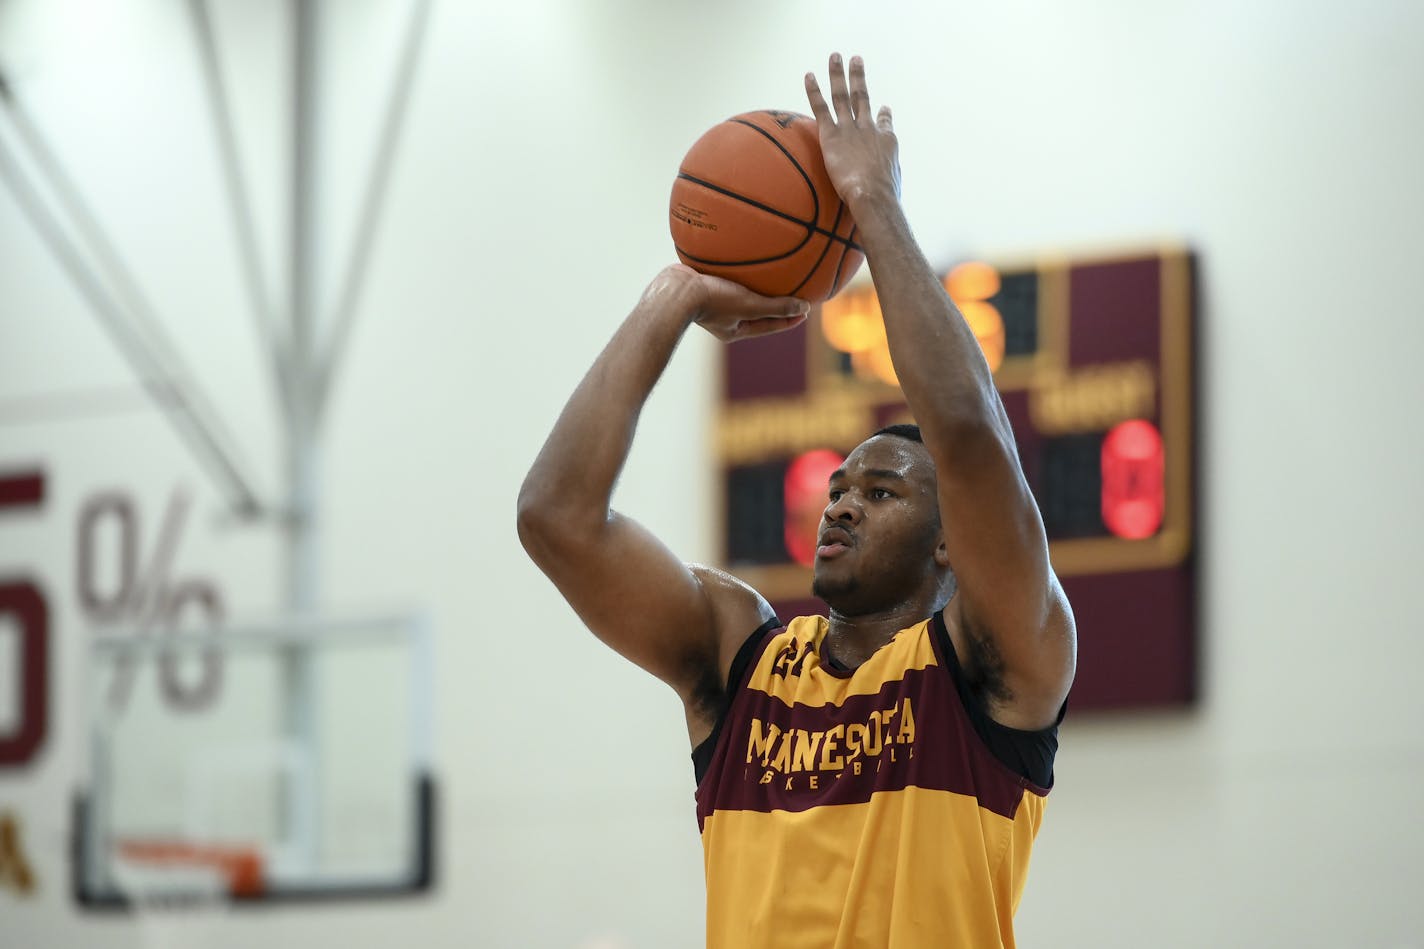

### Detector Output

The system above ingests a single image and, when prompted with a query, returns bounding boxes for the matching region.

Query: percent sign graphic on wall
[75,488,227,712]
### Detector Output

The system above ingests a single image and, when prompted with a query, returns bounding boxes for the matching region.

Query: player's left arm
[807,54,1075,730]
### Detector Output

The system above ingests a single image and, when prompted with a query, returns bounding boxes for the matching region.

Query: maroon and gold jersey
[692,610,1060,948]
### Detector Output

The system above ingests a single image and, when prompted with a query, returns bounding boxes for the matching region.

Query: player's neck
[824,592,941,668]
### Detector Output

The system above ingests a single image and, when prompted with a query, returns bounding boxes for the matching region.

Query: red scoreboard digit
[716,247,1196,711]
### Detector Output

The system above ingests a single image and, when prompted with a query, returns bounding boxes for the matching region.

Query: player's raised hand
[658,264,809,343]
[805,53,901,212]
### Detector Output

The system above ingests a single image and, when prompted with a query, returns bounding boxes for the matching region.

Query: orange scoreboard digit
[716,246,1197,710]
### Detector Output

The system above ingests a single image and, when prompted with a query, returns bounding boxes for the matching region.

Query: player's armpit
[934,424,1077,731]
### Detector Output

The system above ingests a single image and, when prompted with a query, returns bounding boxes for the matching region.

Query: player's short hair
[872,423,923,443]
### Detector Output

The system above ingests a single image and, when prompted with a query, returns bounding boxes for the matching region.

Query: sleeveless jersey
[692,610,1059,948]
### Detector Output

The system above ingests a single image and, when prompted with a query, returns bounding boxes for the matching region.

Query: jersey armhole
[691,617,781,784]
[931,609,1065,790]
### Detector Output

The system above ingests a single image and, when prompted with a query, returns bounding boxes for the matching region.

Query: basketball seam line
[790,201,851,298]
[728,118,865,263]
[674,173,865,253]
[729,118,822,232]
[830,223,859,296]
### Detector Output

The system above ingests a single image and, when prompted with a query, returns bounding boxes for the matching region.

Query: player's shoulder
[687,563,779,670]
[688,563,768,611]
[688,562,748,588]
[1034,570,1077,650]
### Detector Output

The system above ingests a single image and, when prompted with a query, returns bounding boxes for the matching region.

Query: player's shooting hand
[660,265,809,343]
[805,53,901,213]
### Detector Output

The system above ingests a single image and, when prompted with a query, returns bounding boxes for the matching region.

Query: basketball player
[518,54,1075,948]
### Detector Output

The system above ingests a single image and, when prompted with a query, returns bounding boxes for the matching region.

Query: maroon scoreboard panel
[715,246,1197,711]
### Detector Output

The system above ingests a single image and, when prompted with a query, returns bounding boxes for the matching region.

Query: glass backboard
[75,611,434,906]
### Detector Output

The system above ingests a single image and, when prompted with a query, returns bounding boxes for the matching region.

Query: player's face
[811,435,944,616]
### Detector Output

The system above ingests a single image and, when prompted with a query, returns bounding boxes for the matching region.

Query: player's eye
[870,487,894,500]
[828,489,844,502]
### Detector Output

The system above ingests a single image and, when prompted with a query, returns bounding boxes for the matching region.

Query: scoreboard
[715,247,1197,711]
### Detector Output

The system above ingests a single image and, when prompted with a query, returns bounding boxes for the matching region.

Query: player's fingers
[768,300,811,320]
[804,72,832,125]
[748,295,811,319]
[877,105,893,133]
[704,273,810,318]
[848,56,871,123]
[827,52,853,122]
[739,314,808,340]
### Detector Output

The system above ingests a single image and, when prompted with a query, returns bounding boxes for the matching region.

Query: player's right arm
[517,265,808,742]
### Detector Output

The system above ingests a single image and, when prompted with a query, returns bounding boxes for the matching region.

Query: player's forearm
[518,275,698,543]
[851,191,1011,447]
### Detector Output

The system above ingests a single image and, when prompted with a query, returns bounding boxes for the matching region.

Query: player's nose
[823,493,862,526]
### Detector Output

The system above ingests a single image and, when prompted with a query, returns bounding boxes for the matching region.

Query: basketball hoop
[109,838,261,949]
[113,838,264,900]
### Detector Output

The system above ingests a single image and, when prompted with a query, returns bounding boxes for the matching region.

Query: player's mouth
[816,527,853,560]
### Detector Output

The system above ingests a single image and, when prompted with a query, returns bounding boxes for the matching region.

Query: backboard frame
[72,611,436,909]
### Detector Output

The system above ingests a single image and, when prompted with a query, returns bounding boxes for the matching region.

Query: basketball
[669,110,864,303]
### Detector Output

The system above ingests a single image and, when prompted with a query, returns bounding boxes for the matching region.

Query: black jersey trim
[692,617,782,785]
[930,608,1063,790]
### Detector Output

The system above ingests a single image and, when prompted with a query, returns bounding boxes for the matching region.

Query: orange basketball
[669,110,864,303]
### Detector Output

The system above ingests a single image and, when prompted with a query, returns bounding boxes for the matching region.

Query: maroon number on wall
[0,471,49,768]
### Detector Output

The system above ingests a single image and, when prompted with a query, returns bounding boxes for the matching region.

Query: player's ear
[934,533,951,569]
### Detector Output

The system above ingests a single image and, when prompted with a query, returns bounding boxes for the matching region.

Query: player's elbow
[516,481,560,560]
[515,480,601,566]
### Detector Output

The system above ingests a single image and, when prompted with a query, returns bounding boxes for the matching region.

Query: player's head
[811,424,953,616]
